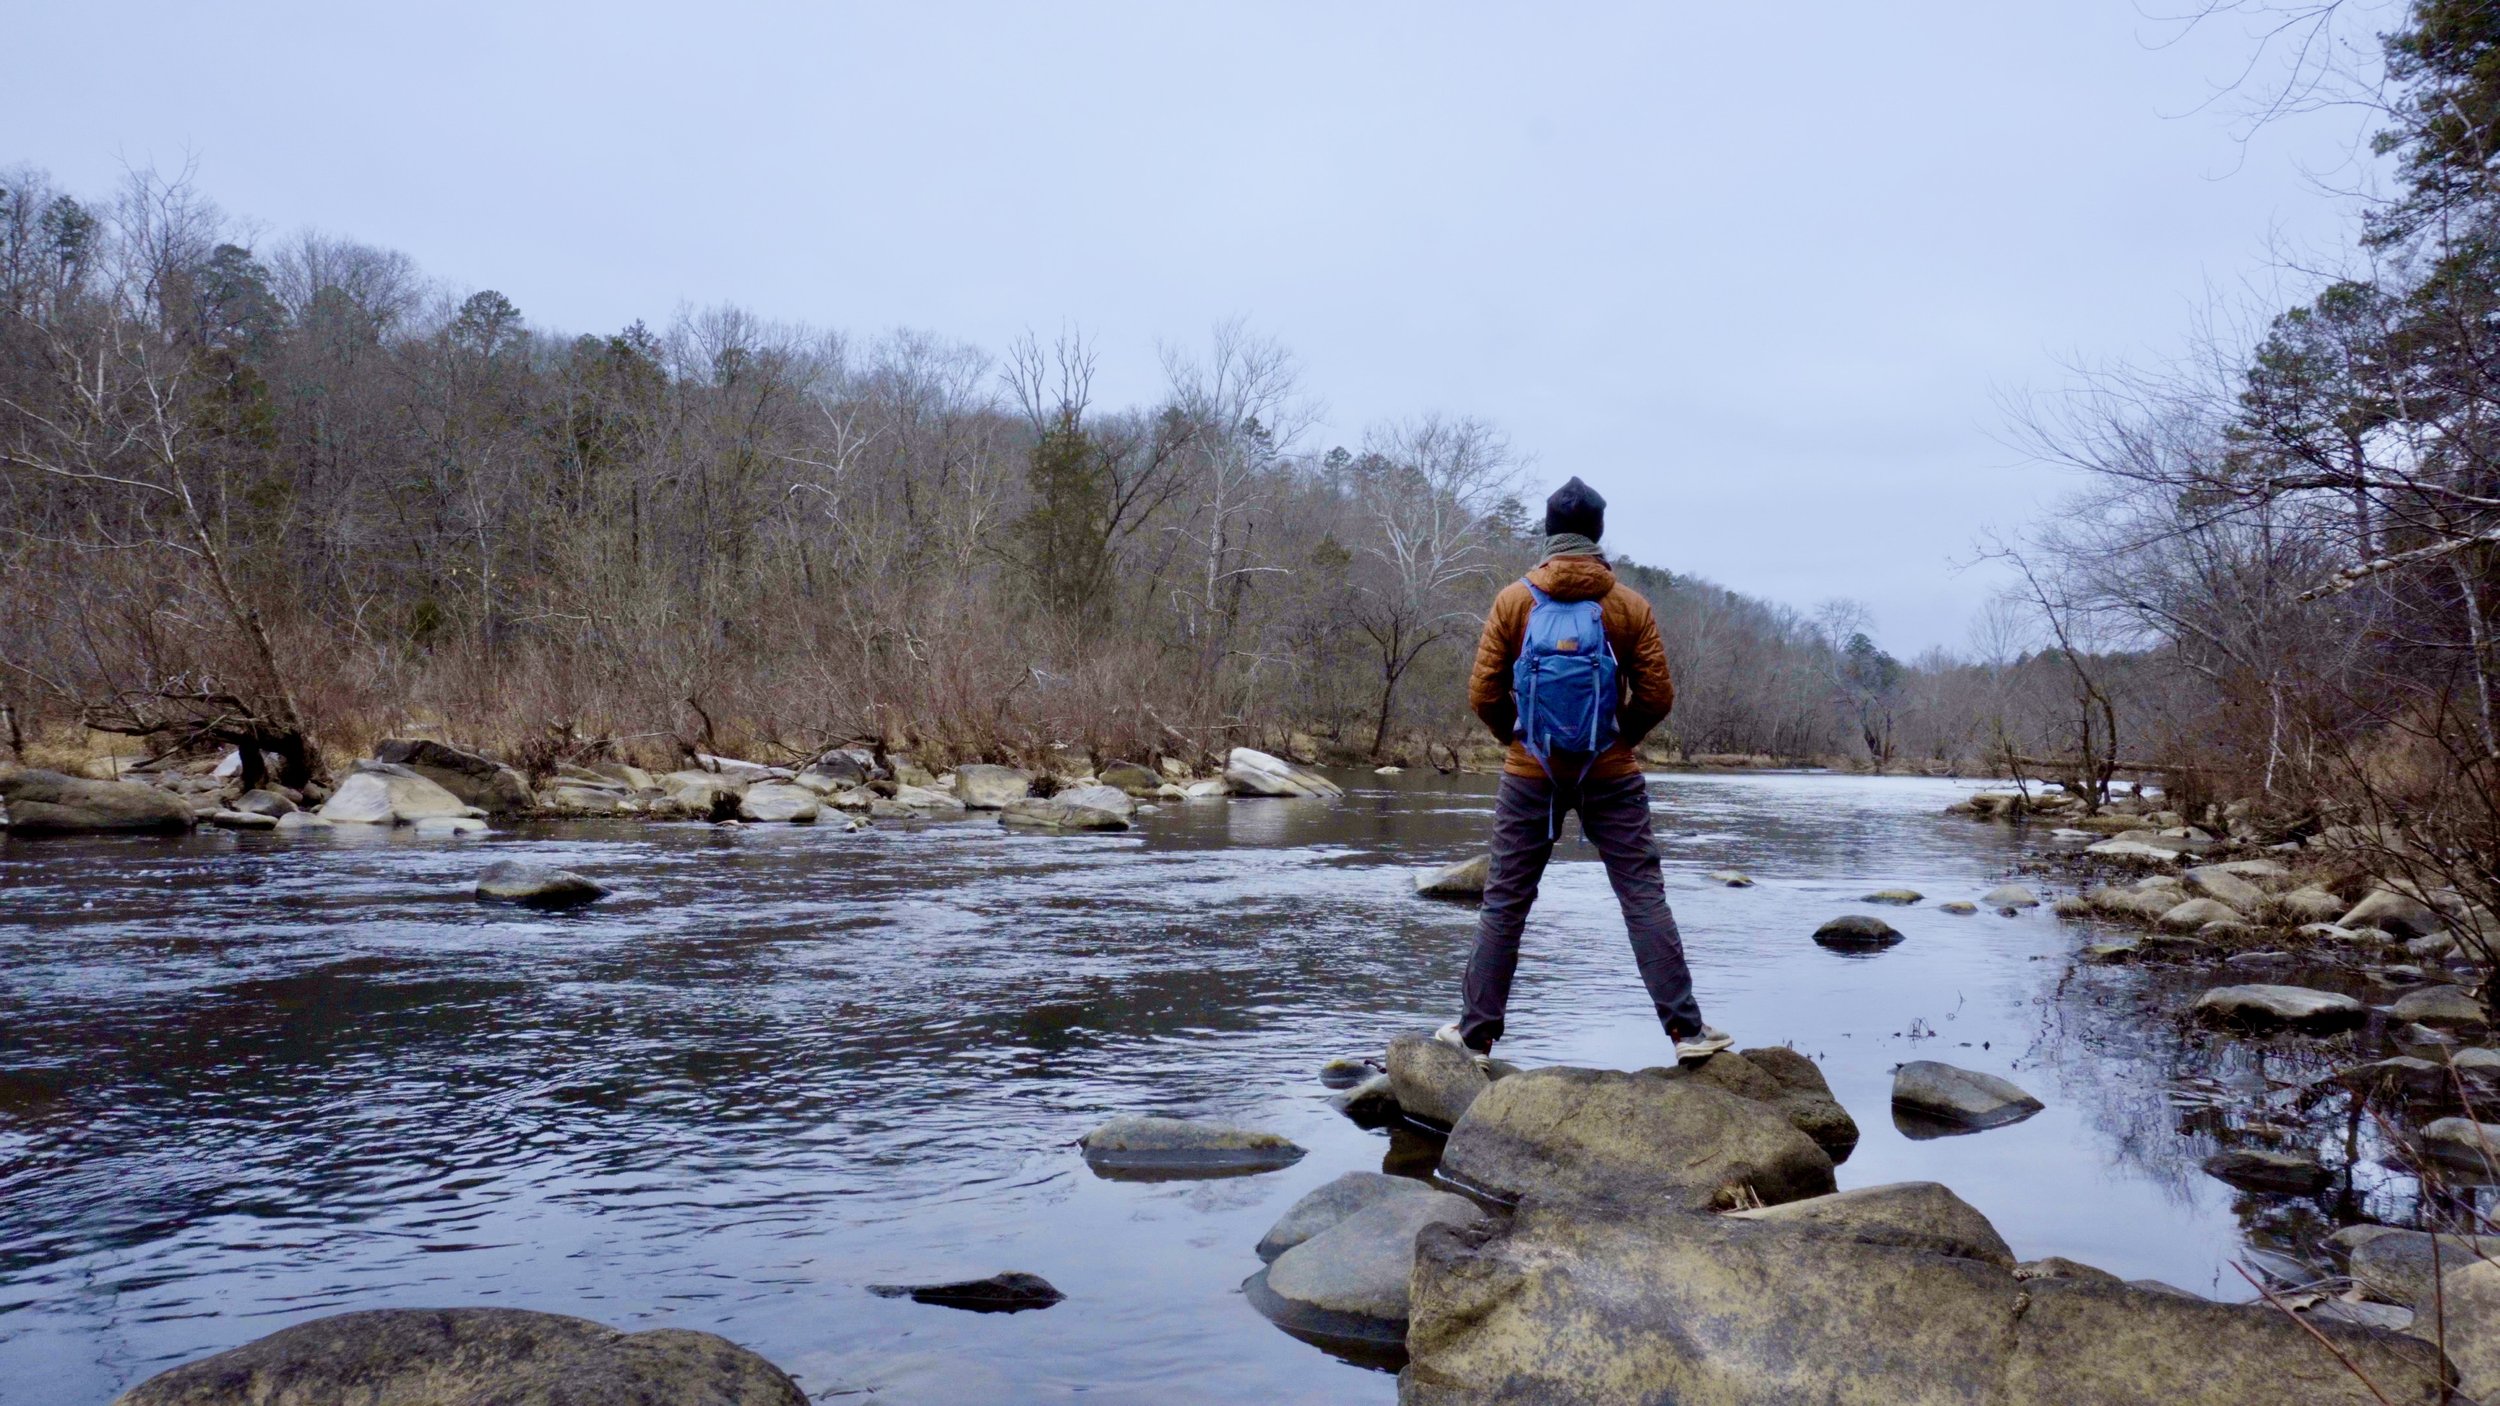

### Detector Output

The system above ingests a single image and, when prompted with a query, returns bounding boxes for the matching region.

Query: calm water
[0,770,2404,1404]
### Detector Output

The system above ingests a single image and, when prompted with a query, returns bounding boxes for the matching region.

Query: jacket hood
[1527,554,1617,602]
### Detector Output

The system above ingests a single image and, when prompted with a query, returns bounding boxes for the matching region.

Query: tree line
[1996,0,2500,896]
[1,160,2101,782]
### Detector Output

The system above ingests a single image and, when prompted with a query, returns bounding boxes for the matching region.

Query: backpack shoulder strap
[1521,580,1552,607]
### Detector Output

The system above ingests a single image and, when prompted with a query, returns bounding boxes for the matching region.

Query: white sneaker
[1435,1022,1495,1072]
[1674,1026,1734,1063]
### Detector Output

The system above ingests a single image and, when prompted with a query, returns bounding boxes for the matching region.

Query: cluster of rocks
[2,743,1346,839]
[1241,1033,2434,1402]
[1950,785,2272,843]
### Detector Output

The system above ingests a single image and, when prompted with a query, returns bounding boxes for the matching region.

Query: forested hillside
[0,163,2147,780]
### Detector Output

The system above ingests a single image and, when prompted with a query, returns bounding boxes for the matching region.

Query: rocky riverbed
[5,769,2491,1402]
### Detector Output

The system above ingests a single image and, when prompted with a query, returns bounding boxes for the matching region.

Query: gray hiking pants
[1458,770,1704,1051]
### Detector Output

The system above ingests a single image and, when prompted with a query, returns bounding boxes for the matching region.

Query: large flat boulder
[952,763,1033,809]
[1402,1200,2445,1405]
[372,738,533,813]
[110,1306,807,1406]
[1224,746,1342,798]
[2183,865,2266,913]
[1437,1065,1834,1211]
[2193,984,2366,1033]
[317,762,478,825]
[0,769,195,833]
[736,782,820,823]
[2389,985,2487,1030]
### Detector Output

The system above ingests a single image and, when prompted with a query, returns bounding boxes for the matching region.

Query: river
[0,769,2409,1404]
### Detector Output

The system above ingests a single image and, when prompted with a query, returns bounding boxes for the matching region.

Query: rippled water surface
[0,771,2352,1403]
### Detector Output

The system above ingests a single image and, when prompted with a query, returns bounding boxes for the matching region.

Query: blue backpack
[1513,582,1620,783]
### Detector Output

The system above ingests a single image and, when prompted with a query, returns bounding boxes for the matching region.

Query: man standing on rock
[1439,476,1731,1064]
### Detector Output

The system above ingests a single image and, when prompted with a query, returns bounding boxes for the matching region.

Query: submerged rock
[1981,883,2040,909]
[1078,1115,1303,1178]
[1707,869,1755,887]
[1255,1171,1444,1262]
[1813,914,1903,950]
[1248,1188,1486,1347]
[475,860,609,909]
[0,769,195,834]
[109,1307,807,1406]
[208,809,277,831]
[1939,900,1978,914]
[1890,1060,2043,1131]
[1385,1032,1491,1129]
[410,815,488,837]
[1437,1064,1834,1211]
[1863,887,1923,905]
[2202,1148,2330,1194]
[866,1271,1062,1313]
[2192,984,2366,1033]
[1414,853,1491,900]
[1223,747,1342,799]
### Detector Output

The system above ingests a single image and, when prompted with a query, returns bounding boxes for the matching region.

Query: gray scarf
[1539,532,1603,563]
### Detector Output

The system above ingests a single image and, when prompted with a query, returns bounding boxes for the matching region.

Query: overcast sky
[4,2,2384,653]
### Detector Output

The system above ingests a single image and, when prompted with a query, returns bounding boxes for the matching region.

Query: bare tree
[1343,415,1520,758]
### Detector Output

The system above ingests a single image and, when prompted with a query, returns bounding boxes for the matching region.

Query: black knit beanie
[1543,477,1606,540]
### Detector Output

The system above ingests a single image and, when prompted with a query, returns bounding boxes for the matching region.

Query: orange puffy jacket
[1467,554,1675,781]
